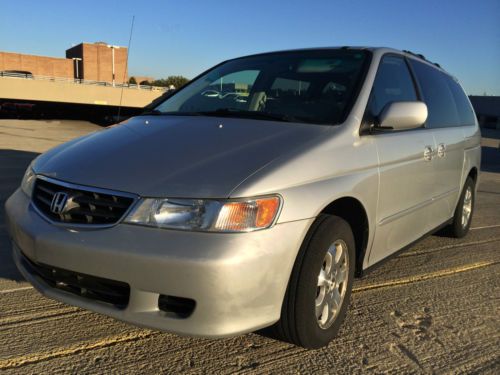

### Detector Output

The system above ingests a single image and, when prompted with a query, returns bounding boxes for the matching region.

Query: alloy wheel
[315,239,349,329]
[462,186,472,228]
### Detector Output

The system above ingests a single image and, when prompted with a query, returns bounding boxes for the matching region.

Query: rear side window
[368,55,417,116]
[409,59,461,128]
[445,77,476,126]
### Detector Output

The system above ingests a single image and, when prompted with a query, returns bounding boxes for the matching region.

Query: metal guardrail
[0,71,168,92]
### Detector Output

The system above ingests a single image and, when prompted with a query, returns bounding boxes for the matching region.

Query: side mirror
[379,101,428,130]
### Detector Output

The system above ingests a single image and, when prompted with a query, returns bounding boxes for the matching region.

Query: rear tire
[448,177,475,238]
[271,214,355,348]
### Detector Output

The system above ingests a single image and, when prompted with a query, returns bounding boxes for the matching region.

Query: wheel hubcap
[315,239,349,329]
[461,186,472,228]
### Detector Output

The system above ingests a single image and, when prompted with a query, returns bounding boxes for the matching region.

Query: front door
[371,130,437,264]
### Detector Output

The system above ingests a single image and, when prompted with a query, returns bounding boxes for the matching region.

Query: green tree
[128,77,137,84]
[152,75,189,89]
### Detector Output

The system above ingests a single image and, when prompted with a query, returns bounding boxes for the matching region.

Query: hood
[34,115,330,198]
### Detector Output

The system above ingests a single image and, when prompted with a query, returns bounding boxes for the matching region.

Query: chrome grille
[32,177,135,225]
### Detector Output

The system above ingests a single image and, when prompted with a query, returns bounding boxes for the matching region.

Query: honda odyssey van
[5,47,480,348]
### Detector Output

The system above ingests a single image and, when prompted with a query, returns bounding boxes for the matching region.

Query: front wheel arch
[319,197,369,277]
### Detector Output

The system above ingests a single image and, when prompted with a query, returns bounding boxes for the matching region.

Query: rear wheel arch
[467,167,478,185]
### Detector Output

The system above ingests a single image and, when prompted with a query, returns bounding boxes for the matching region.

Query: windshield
[153,49,370,125]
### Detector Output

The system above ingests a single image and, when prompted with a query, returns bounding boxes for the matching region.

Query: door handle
[437,143,446,158]
[424,146,433,161]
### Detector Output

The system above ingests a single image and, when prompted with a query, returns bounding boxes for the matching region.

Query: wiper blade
[141,109,307,123]
[141,109,163,115]
[199,108,297,122]
[141,110,204,116]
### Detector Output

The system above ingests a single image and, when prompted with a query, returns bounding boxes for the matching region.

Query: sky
[0,0,499,95]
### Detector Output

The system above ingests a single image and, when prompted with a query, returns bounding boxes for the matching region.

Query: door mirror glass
[379,101,428,130]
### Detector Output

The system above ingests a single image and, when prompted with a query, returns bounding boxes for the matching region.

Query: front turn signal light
[215,196,281,232]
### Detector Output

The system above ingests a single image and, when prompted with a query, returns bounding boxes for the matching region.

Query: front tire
[272,214,355,348]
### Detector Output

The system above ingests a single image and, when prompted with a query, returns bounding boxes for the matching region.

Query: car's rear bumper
[5,188,313,337]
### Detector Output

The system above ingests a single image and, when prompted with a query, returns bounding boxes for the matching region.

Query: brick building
[66,42,128,84]
[0,52,73,78]
[0,42,128,84]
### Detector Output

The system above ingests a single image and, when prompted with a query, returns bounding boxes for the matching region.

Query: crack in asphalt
[399,237,500,257]
[470,224,500,230]
[0,330,158,370]
[0,307,81,328]
[0,286,34,294]
[352,260,497,293]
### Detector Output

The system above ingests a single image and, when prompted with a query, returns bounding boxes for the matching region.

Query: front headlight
[124,196,281,232]
[21,165,36,197]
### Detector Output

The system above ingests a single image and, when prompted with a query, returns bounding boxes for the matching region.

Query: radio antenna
[117,15,135,122]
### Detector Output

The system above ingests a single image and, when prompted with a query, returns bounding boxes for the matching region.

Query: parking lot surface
[0,120,499,374]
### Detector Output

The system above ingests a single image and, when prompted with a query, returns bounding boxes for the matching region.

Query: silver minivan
[5,47,481,348]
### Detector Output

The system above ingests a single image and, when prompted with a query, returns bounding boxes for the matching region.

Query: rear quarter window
[445,76,476,126]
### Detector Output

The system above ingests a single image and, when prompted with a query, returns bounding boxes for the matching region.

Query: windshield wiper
[141,110,204,116]
[141,109,163,115]
[141,108,309,123]
[197,108,299,123]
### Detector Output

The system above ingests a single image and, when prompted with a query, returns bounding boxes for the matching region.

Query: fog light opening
[158,295,195,318]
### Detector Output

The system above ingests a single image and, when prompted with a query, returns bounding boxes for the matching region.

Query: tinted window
[368,56,417,116]
[209,70,259,95]
[270,77,310,97]
[409,59,460,128]
[154,50,370,125]
[445,76,476,125]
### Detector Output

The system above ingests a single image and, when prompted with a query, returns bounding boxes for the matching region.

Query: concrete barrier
[0,77,163,108]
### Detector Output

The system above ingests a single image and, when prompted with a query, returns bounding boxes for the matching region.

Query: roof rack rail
[402,50,426,61]
[402,49,442,69]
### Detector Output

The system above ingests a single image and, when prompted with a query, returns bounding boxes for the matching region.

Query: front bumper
[5,188,313,337]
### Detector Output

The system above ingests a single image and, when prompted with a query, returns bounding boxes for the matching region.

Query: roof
[233,46,447,75]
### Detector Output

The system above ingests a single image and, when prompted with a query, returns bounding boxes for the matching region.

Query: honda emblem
[50,192,68,214]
